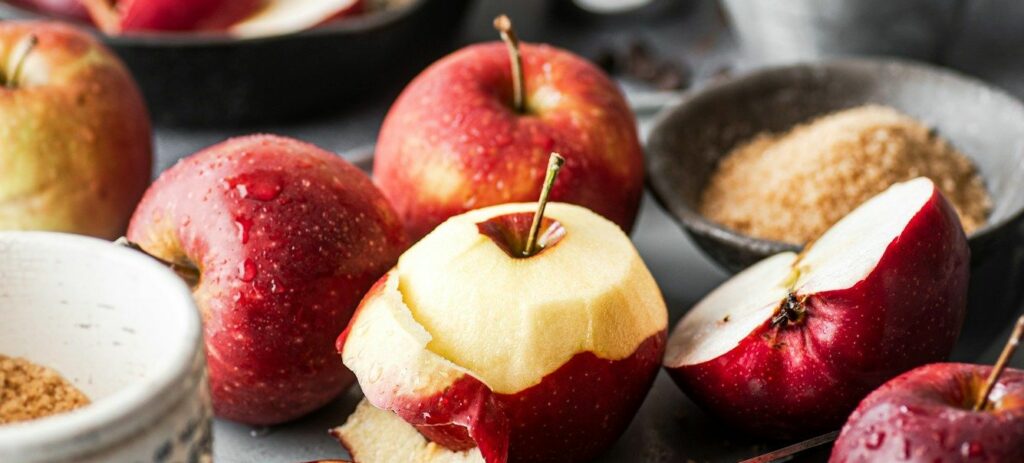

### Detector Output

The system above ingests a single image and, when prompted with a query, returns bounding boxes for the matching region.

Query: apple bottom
[340,333,664,463]
[830,363,1024,463]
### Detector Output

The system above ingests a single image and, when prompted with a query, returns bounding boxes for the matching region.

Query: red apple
[333,201,667,462]
[373,19,644,242]
[829,363,1024,462]
[229,0,364,38]
[0,21,151,239]
[663,177,970,439]
[82,0,260,34]
[127,135,407,425]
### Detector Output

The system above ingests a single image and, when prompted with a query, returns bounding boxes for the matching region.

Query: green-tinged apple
[0,21,151,239]
[333,155,668,462]
[663,177,970,439]
[373,16,644,241]
[127,135,407,425]
[830,317,1024,462]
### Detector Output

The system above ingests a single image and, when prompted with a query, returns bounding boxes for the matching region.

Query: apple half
[663,177,970,439]
[334,202,668,463]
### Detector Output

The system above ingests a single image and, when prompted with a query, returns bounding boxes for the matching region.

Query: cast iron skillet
[0,0,471,126]
[646,58,1024,359]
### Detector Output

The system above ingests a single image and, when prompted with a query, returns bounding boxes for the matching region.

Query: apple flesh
[663,178,970,439]
[127,135,407,425]
[373,42,645,241]
[829,363,1024,462]
[0,21,151,239]
[335,203,668,462]
[229,0,364,38]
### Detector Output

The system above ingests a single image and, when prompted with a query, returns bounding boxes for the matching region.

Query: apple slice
[82,0,260,34]
[229,0,363,38]
[333,400,485,463]
[664,177,970,439]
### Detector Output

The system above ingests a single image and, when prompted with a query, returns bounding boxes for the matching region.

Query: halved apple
[82,0,259,33]
[229,0,363,38]
[663,177,970,439]
[335,202,668,462]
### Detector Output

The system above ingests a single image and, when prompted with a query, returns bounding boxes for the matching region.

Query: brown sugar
[1,355,90,424]
[699,105,992,244]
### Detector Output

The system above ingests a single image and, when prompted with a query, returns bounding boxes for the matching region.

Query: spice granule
[1,354,90,424]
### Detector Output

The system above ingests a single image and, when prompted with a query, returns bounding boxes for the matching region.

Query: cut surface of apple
[230,0,362,38]
[664,177,970,438]
[338,202,668,462]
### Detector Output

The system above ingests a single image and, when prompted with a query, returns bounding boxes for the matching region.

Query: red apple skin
[830,363,1024,463]
[0,21,151,239]
[667,188,970,439]
[128,135,407,425]
[373,42,644,241]
[83,0,261,33]
[336,289,665,463]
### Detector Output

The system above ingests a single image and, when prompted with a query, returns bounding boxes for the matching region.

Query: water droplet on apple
[238,259,256,282]
[270,279,285,294]
[229,173,283,201]
[899,438,912,460]
[865,430,885,449]
[367,364,383,384]
[234,216,252,244]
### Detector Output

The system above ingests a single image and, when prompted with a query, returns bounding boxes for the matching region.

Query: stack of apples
[14,0,367,37]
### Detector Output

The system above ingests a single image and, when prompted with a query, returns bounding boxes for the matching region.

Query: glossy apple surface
[373,43,644,241]
[0,21,151,239]
[663,178,970,439]
[830,363,1024,462]
[335,203,667,462]
[127,135,407,425]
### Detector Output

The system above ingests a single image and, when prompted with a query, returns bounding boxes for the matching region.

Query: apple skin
[83,0,261,33]
[830,363,1024,463]
[127,135,407,425]
[373,42,644,241]
[0,21,151,239]
[665,186,970,439]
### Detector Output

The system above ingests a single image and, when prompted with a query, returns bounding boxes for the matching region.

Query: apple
[9,0,90,21]
[229,0,364,39]
[126,134,407,425]
[830,316,1024,462]
[0,21,151,239]
[372,16,644,242]
[663,177,970,439]
[333,165,667,462]
[82,0,260,34]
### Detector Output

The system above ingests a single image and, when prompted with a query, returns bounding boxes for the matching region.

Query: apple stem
[974,315,1024,411]
[524,153,565,256]
[6,34,37,88]
[493,14,525,113]
[114,237,201,288]
[771,292,806,327]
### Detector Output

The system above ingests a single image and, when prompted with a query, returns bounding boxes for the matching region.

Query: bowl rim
[0,231,202,457]
[0,0,428,46]
[646,57,1024,254]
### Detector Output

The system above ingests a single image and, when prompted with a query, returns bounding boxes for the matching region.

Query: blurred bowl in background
[647,58,1024,359]
[721,0,967,64]
[0,0,471,126]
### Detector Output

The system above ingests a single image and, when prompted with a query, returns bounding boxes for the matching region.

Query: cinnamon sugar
[1,355,90,424]
[700,105,991,244]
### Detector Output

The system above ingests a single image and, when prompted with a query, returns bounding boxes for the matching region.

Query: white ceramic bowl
[0,232,210,463]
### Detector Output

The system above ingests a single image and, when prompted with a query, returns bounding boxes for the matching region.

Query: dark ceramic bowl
[0,0,470,126]
[647,58,1024,359]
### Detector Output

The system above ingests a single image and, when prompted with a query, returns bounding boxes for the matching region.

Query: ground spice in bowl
[699,105,992,245]
[0,355,90,424]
